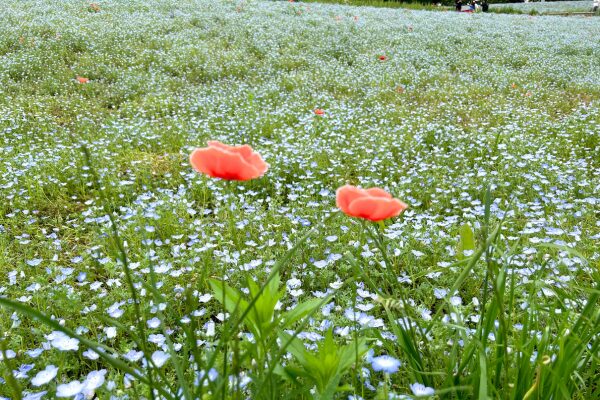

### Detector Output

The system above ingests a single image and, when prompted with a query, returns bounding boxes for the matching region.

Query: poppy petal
[365,187,392,199]
[336,185,367,214]
[191,141,268,180]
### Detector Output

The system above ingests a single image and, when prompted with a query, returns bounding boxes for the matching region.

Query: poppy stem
[226,190,241,250]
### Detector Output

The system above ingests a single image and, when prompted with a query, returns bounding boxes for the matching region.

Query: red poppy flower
[378,55,388,61]
[190,141,268,181]
[76,76,89,84]
[314,108,325,116]
[336,185,408,222]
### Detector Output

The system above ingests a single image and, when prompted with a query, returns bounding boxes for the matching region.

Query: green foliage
[276,328,368,398]
[457,223,476,260]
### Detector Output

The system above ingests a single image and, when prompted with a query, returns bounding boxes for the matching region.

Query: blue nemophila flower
[123,349,144,362]
[22,392,47,400]
[81,369,107,396]
[151,350,170,367]
[371,355,401,373]
[14,363,34,379]
[31,365,58,386]
[56,380,84,397]
[0,349,16,360]
[410,382,435,396]
[47,331,79,351]
[147,317,161,328]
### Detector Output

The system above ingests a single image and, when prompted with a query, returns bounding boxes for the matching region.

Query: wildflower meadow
[0,0,599,399]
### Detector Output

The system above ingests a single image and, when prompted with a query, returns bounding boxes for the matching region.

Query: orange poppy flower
[314,108,325,116]
[89,3,101,12]
[511,83,517,89]
[190,141,268,181]
[378,55,388,61]
[76,76,89,84]
[336,185,408,222]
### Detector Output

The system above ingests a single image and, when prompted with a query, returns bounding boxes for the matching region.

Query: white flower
[31,365,58,387]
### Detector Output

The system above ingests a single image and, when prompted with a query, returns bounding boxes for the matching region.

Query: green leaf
[457,223,475,260]
[479,348,490,400]
[278,332,309,366]
[209,279,259,337]
[338,338,368,372]
[282,297,327,329]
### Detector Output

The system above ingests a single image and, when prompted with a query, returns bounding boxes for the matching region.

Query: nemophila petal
[82,370,107,394]
[15,363,34,379]
[0,349,16,360]
[83,349,100,360]
[410,383,435,396]
[151,350,170,367]
[147,317,161,328]
[26,348,44,358]
[22,392,47,400]
[31,365,58,386]
[56,380,84,397]
[123,350,144,362]
[104,326,117,338]
[51,336,79,351]
[371,355,401,373]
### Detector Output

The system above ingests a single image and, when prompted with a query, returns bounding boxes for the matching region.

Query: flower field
[0,0,599,399]
[489,1,596,13]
